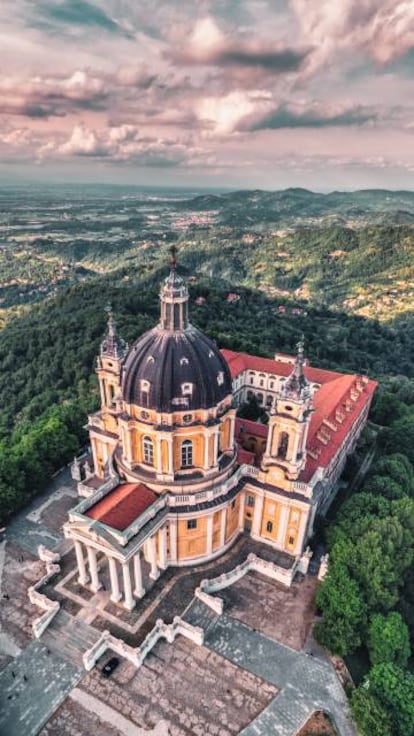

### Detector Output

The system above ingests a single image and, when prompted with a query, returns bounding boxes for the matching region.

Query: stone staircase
[41,609,100,668]
[182,598,219,634]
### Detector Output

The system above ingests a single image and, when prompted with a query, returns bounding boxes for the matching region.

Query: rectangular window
[288,535,295,545]
[266,521,273,533]
[246,495,255,507]
[231,500,236,509]
[187,519,197,530]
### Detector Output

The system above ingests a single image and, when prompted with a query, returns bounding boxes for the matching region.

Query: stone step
[41,610,100,667]
[182,598,219,633]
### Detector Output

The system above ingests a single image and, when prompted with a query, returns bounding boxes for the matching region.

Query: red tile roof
[85,483,157,531]
[235,417,268,438]
[225,348,377,484]
[221,348,340,384]
[237,448,256,465]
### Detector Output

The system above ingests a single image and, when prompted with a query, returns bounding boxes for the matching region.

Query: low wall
[83,616,204,672]
[195,549,313,613]
[28,545,61,638]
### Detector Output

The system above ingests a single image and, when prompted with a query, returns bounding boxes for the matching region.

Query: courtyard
[0,468,354,736]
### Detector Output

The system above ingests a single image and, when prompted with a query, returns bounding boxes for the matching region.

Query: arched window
[142,436,154,465]
[181,439,193,467]
[278,432,289,459]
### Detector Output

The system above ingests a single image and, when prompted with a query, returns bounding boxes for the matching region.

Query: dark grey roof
[122,324,232,412]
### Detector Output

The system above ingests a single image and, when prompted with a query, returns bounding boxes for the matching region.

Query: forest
[0,225,414,730]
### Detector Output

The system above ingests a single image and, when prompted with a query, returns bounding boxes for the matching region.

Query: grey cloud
[38,0,123,34]
[240,103,377,131]
[174,44,309,72]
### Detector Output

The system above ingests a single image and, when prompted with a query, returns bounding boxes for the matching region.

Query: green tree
[368,663,414,736]
[364,474,406,500]
[368,612,411,667]
[314,561,367,656]
[351,688,393,736]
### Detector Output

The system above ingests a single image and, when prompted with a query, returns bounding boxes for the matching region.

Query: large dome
[122,325,232,411]
[121,255,232,412]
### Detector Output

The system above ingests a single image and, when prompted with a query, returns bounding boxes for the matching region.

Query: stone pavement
[205,613,355,736]
[0,640,81,736]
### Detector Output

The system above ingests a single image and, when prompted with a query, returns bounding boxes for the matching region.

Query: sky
[1,0,414,190]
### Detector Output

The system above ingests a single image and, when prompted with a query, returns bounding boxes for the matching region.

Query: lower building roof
[85,482,157,531]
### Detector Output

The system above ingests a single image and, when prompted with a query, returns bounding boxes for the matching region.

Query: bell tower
[262,339,313,480]
[96,307,127,410]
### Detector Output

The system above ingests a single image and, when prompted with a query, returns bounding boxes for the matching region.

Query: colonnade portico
[73,534,162,611]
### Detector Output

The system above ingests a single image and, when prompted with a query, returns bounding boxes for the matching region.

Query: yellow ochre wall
[177,515,208,560]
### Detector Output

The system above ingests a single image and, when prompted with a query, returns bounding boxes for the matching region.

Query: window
[141,379,150,391]
[183,414,192,424]
[187,519,197,530]
[231,500,236,509]
[140,410,149,420]
[269,381,274,389]
[278,432,289,459]
[246,494,255,507]
[266,521,273,533]
[260,379,264,387]
[142,436,154,465]
[250,377,254,385]
[288,535,295,546]
[181,439,193,467]
[180,356,189,366]
[182,382,193,396]
[217,371,224,385]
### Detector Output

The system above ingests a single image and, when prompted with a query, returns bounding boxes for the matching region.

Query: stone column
[87,546,101,593]
[169,519,178,563]
[148,535,160,580]
[206,514,214,556]
[229,414,236,448]
[296,511,309,555]
[203,432,210,470]
[133,552,145,598]
[122,562,135,611]
[156,438,163,474]
[159,528,168,570]
[74,540,89,585]
[213,430,220,466]
[168,437,174,476]
[108,557,121,603]
[277,505,290,549]
[291,431,302,463]
[238,493,246,531]
[251,493,264,537]
[219,507,227,548]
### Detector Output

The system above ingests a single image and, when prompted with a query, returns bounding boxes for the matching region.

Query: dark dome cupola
[159,246,189,331]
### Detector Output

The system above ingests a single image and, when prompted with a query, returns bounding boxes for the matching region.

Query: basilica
[64,254,376,611]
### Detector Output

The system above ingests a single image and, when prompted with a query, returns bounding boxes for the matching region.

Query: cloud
[240,102,378,131]
[0,70,108,118]
[37,0,124,34]
[291,0,414,72]
[196,90,273,134]
[171,16,309,72]
[38,123,206,167]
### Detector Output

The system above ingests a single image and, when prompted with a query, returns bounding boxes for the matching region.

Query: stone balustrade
[28,547,62,638]
[83,616,204,672]
[197,550,313,607]
[318,553,329,581]
[195,586,224,614]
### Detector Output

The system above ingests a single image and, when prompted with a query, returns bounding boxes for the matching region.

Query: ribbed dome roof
[122,325,232,411]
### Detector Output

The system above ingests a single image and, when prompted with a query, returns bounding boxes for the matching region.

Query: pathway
[69,688,170,736]
[184,601,356,736]
[0,640,81,736]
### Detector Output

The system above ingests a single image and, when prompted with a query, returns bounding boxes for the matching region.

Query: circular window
[285,405,293,411]
[183,414,192,423]
[140,410,150,420]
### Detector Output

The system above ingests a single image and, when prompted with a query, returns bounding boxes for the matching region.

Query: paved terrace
[0,468,354,735]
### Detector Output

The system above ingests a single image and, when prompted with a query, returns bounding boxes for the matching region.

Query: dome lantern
[159,246,189,331]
